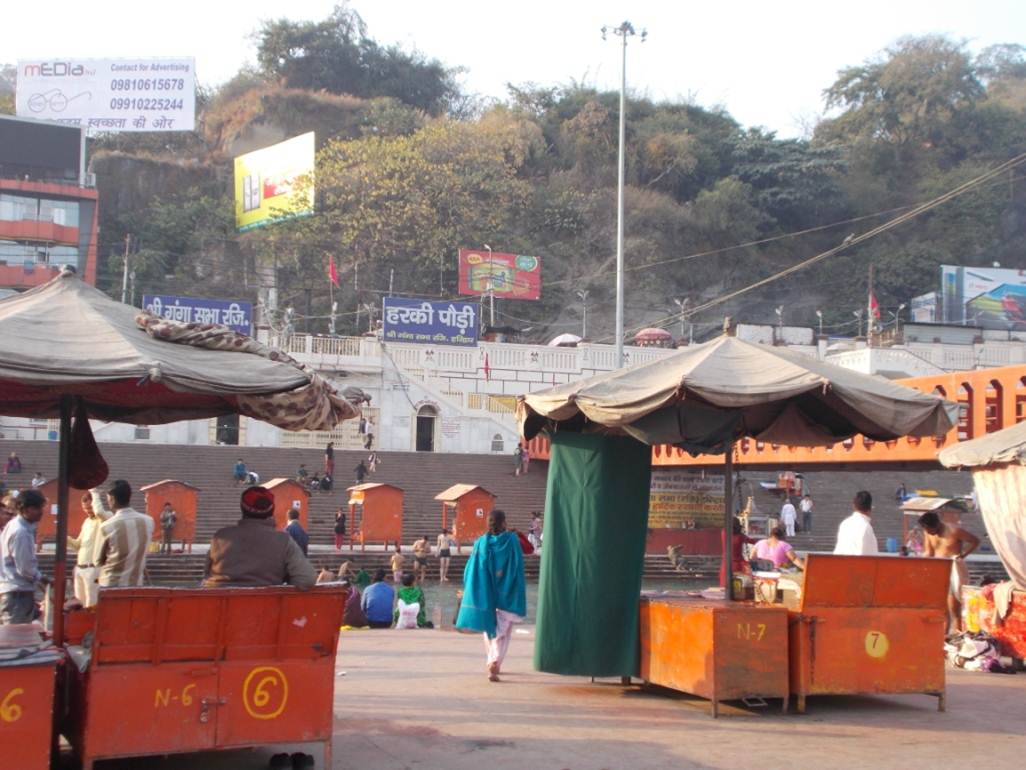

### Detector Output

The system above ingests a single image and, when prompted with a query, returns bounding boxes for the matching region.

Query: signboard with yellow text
[233,132,315,232]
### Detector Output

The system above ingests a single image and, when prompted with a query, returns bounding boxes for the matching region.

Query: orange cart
[638,595,790,717]
[348,483,404,550]
[0,655,60,770]
[63,585,346,769]
[788,554,949,713]
[35,478,89,550]
[264,478,310,531]
[434,484,496,550]
[140,479,199,553]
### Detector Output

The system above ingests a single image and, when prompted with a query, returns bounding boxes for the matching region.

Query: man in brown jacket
[203,486,316,588]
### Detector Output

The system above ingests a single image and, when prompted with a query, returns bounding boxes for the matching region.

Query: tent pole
[723,442,734,601]
[52,395,73,646]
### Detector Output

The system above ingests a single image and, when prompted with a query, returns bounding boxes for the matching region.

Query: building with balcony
[0,116,97,290]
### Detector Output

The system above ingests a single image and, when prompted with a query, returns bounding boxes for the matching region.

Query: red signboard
[458,248,541,300]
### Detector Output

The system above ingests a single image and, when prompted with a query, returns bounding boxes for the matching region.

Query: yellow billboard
[233,132,315,232]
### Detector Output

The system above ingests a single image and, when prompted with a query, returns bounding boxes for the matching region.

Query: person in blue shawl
[456,510,526,681]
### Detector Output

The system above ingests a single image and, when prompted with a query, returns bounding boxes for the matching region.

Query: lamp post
[895,302,906,338]
[483,243,495,327]
[603,21,645,368]
[673,297,689,343]
[853,309,863,338]
[577,289,590,339]
[815,309,823,338]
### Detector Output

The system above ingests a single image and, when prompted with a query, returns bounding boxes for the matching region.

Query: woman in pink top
[751,527,804,570]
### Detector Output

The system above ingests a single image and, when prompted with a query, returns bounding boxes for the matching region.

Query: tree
[819,36,983,150]
[0,64,15,115]
[256,3,459,115]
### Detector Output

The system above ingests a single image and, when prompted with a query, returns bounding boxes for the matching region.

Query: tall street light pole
[673,297,689,342]
[577,289,590,339]
[603,21,645,368]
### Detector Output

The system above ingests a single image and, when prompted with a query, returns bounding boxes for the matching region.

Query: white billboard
[16,58,195,132]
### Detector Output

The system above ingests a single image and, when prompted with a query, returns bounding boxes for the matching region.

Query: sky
[3,0,1024,136]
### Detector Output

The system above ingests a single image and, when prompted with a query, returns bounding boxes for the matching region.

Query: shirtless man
[918,511,980,633]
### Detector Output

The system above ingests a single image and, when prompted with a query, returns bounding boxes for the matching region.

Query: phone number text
[109,98,185,111]
[110,78,187,91]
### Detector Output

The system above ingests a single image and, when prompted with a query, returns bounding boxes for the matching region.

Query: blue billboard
[142,294,253,336]
[382,297,478,346]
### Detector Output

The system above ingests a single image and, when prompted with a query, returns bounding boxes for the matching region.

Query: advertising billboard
[382,297,478,346]
[0,115,81,180]
[16,58,195,131]
[940,265,1026,326]
[142,294,252,335]
[458,248,541,300]
[910,291,937,323]
[233,133,315,232]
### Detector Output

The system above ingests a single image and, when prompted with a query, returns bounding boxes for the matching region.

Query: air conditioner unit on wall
[83,172,96,187]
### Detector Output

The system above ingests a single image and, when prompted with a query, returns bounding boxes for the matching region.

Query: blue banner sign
[142,294,253,336]
[382,297,478,346]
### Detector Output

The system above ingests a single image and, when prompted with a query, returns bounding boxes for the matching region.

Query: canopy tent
[547,333,582,347]
[0,271,360,643]
[939,421,1026,589]
[519,335,957,677]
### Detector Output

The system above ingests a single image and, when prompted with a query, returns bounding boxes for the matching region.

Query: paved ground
[85,625,1026,770]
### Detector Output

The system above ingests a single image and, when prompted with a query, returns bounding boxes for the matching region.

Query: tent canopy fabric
[938,419,1026,469]
[519,336,957,452]
[0,272,357,429]
[534,433,651,677]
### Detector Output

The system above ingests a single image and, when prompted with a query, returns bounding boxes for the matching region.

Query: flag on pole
[483,352,491,381]
[869,291,880,319]
[328,254,340,287]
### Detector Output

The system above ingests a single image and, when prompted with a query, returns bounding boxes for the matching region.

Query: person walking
[833,491,879,556]
[367,452,379,474]
[513,445,524,476]
[799,494,814,534]
[436,528,455,582]
[159,502,177,555]
[456,510,526,682]
[354,460,368,485]
[780,497,798,538]
[324,441,335,478]
[333,507,347,550]
[0,489,48,624]
[389,542,405,583]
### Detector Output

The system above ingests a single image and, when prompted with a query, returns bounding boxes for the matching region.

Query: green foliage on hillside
[54,19,1026,341]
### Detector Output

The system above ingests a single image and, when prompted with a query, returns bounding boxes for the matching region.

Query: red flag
[869,292,880,319]
[328,255,340,287]
[483,353,491,381]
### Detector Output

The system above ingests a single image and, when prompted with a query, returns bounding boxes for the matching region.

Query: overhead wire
[595,151,1026,343]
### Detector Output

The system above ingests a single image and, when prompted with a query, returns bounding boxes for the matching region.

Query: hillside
[10,17,1026,343]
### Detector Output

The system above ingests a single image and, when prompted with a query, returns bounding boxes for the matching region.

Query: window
[0,193,38,221]
[39,199,79,228]
[491,433,505,452]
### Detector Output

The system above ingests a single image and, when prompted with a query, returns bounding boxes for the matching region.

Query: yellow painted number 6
[1,688,24,723]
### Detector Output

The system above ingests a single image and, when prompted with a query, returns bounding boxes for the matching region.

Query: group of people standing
[1,479,154,623]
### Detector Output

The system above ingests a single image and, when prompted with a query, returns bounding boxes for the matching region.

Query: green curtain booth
[534,432,652,677]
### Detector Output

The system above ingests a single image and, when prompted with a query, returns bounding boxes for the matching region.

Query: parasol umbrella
[547,333,582,347]
[939,420,1026,588]
[0,271,359,642]
[520,334,958,595]
[632,327,673,344]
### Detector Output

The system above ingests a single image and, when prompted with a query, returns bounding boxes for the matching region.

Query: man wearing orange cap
[203,486,316,588]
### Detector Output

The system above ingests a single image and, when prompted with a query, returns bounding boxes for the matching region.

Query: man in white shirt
[67,489,111,607]
[799,494,814,533]
[833,490,879,556]
[780,498,798,538]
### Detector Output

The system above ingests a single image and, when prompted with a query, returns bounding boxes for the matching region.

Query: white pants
[74,566,99,607]
[483,609,519,668]
[784,520,796,537]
